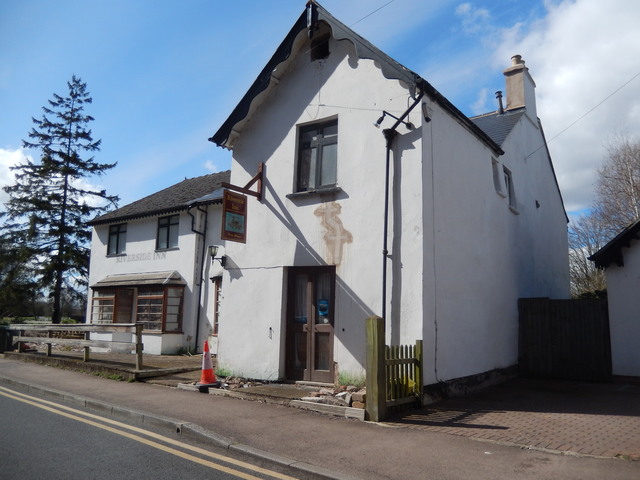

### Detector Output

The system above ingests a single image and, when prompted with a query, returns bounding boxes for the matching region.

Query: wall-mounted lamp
[208,245,226,267]
[373,111,415,130]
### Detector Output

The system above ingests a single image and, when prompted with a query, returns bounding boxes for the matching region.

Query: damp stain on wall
[314,202,353,265]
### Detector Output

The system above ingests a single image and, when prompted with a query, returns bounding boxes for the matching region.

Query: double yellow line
[0,385,299,480]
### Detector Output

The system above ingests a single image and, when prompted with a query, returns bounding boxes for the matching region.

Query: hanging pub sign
[221,190,247,243]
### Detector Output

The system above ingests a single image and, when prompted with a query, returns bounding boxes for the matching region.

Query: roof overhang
[589,219,640,269]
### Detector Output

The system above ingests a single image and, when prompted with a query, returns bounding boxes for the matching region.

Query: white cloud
[455,3,491,34]
[491,0,640,213]
[470,87,490,115]
[0,147,111,210]
[0,148,28,205]
[204,160,220,173]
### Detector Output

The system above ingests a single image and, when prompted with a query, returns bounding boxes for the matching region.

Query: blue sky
[1,0,639,217]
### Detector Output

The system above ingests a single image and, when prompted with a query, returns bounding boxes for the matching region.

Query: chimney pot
[511,54,524,66]
[495,90,504,114]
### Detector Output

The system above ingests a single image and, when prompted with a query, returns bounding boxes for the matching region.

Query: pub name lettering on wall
[115,252,167,263]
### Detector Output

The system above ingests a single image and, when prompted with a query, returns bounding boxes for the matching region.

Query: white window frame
[503,166,519,213]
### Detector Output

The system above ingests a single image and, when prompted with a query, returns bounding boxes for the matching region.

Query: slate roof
[209,1,502,156]
[470,109,526,146]
[88,170,230,226]
[589,219,640,269]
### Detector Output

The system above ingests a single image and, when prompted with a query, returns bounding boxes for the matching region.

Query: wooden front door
[286,266,335,383]
[114,288,134,323]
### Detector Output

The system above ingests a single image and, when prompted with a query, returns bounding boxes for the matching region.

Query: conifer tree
[1,76,119,323]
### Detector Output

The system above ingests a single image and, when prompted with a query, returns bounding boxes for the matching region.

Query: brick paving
[385,378,640,460]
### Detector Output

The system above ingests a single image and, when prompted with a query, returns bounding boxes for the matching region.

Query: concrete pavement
[0,354,638,480]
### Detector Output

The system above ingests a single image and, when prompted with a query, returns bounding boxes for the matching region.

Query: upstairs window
[503,166,518,212]
[107,223,127,255]
[157,214,179,250]
[296,119,338,192]
[491,158,505,197]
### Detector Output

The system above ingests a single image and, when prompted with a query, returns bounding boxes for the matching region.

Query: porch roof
[91,271,187,288]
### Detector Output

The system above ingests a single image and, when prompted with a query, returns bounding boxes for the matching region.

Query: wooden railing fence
[366,316,423,421]
[6,323,144,370]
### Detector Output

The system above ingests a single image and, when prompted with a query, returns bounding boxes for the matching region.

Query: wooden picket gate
[385,342,423,407]
[366,316,423,421]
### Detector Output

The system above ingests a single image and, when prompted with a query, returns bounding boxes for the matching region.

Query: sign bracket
[221,163,264,201]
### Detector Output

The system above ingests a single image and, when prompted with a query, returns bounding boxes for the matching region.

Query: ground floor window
[90,285,184,332]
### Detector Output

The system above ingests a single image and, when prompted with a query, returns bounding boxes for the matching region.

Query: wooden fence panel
[366,316,423,421]
[385,341,422,408]
[519,298,611,382]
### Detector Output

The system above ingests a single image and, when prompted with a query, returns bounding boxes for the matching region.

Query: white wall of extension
[87,207,224,354]
[603,242,640,377]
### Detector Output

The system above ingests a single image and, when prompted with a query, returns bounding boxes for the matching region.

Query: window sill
[106,253,126,258]
[141,330,183,334]
[286,186,342,200]
[155,247,179,253]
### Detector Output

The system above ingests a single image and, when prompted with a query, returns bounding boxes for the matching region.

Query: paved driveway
[386,377,640,460]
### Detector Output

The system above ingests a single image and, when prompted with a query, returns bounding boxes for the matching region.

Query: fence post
[415,339,423,401]
[366,316,386,422]
[83,330,90,362]
[47,330,53,357]
[135,323,143,370]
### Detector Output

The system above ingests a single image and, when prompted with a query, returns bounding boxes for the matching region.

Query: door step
[294,380,334,388]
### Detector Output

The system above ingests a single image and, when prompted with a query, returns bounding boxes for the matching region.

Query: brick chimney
[503,55,537,120]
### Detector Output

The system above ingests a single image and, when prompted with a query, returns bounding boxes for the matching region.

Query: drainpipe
[187,205,209,354]
[381,90,424,323]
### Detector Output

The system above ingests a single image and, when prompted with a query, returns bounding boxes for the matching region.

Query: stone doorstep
[177,383,366,421]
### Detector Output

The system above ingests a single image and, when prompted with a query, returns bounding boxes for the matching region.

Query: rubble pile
[220,376,267,389]
[301,385,366,409]
[216,376,367,409]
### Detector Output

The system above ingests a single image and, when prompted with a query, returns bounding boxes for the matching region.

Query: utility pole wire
[527,71,640,159]
[350,0,396,27]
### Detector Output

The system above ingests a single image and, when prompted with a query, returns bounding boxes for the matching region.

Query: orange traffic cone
[197,341,217,392]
